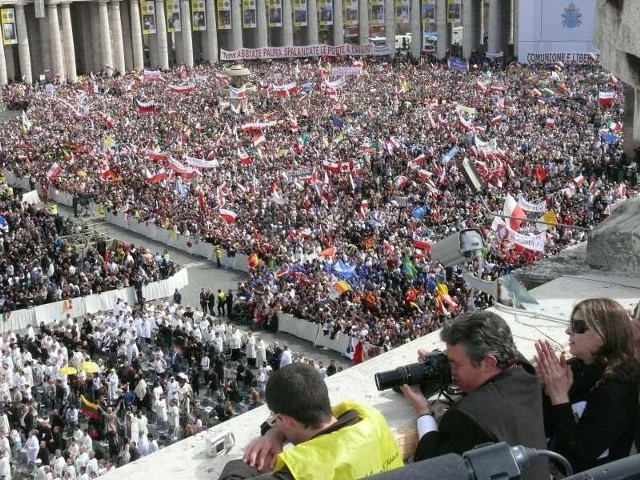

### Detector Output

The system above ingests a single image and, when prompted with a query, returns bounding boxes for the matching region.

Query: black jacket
[415,361,549,480]
[544,360,639,473]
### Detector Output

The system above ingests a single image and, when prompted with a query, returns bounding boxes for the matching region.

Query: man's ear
[483,354,498,370]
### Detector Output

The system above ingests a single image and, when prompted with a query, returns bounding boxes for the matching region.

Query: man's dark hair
[266,363,332,429]
[441,311,520,368]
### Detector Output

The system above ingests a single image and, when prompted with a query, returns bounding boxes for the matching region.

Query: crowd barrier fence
[1,268,189,334]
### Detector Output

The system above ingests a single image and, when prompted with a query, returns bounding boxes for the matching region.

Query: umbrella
[58,366,77,375]
[80,361,99,374]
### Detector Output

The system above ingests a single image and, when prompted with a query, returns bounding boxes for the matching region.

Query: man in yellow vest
[218,363,403,480]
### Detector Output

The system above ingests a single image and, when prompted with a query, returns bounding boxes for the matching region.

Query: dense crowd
[0,56,635,353]
[0,188,178,313]
[0,295,337,479]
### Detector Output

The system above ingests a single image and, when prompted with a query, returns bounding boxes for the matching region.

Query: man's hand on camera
[401,384,431,417]
[243,426,286,473]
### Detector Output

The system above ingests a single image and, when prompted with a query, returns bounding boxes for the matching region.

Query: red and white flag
[272,82,299,97]
[237,148,252,165]
[145,168,167,183]
[219,208,238,223]
[135,98,156,114]
[598,91,615,106]
[46,162,63,181]
[143,70,165,83]
[503,193,526,231]
[252,133,266,147]
[147,150,168,162]
[574,175,586,186]
[167,83,196,93]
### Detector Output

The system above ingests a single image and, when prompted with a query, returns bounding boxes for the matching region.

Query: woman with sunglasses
[535,298,640,474]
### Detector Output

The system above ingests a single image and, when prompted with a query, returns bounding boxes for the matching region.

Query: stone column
[130,0,145,69]
[90,4,102,72]
[384,0,394,56]
[462,0,474,58]
[180,0,194,66]
[15,3,32,83]
[98,0,114,74]
[155,0,169,68]
[435,0,449,59]
[512,0,518,57]
[204,0,219,62]
[256,0,267,47]
[61,2,77,82]
[47,3,66,82]
[281,0,293,46]
[333,0,343,45]
[0,45,7,86]
[39,18,52,77]
[110,0,126,74]
[358,0,369,45]
[307,0,318,45]
[230,0,242,50]
[487,0,501,55]
[410,0,421,60]
[472,0,482,50]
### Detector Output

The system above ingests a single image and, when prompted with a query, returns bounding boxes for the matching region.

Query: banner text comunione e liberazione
[524,52,600,64]
[221,44,392,61]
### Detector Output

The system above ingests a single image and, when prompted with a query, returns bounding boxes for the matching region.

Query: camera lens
[374,362,428,391]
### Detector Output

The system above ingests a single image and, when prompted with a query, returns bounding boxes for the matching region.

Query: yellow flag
[543,210,558,225]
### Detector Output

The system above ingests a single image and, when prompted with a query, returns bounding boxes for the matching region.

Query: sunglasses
[570,318,590,335]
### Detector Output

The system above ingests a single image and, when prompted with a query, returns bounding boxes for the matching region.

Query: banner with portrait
[370,0,384,27]
[0,8,17,45]
[395,0,409,25]
[268,0,283,27]
[318,0,333,26]
[243,0,257,28]
[166,0,181,33]
[140,0,157,35]
[447,0,461,22]
[293,0,308,27]
[217,0,231,29]
[343,0,358,27]
[191,0,206,31]
[422,0,435,27]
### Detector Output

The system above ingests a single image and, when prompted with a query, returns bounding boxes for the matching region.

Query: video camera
[374,351,453,397]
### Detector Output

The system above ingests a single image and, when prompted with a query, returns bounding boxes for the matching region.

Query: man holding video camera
[401,311,548,480]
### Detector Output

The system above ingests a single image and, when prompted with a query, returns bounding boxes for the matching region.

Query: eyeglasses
[266,412,281,427]
[570,318,590,335]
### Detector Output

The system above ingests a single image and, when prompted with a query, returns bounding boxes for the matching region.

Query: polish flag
[135,98,156,114]
[46,162,63,181]
[252,133,266,146]
[290,118,299,133]
[272,82,299,97]
[503,193,526,231]
[598,91,615,106]
[545,118,555,128]
[143,70,165,83]
[574,175,586,186]
[412,153,426,165]
[554,61,564,70]
[237,148,252,165]
[145,168,167,183]
[219,208,238,223]
[147,151,168,162]
[382,240,395,253]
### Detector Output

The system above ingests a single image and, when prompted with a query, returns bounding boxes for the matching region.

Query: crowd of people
[3,56,629,353]
[0,294,339,480]
[0,187,178,313]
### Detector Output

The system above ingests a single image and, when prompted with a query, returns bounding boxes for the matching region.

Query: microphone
[367,453,471,480]
[565,454,640,480]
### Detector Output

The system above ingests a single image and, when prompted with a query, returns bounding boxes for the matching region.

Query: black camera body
[374,351,453,397]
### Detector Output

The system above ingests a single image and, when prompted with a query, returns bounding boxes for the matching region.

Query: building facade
[0,0,515,84]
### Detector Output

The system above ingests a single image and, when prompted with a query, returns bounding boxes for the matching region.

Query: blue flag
[330,116,344,129]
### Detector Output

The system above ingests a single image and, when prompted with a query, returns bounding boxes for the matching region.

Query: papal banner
[217,0,231,30]
[293,0,308,27]
[370,0,384,27]
[243,0,257,28]
[318,0,333,26]
[166,0,181,33]
[422,0,435,27]
[140,0,157,35]
[447,0,461,22]
[0,7,17,45]
[191,0,206,31]
[268,0,283,28]
[344,0,358,27]
[395,0,409,25]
